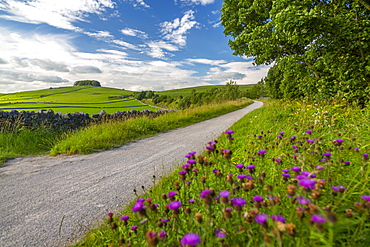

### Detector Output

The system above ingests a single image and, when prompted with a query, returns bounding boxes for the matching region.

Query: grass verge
[50,100,253,155]
[74,99,370,246]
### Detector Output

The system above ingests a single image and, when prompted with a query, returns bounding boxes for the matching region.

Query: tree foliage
[73,80,101,87]
[221,0,370,104]
[132,81,244,109]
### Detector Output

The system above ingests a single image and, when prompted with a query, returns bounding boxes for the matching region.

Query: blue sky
[0,0,270,93]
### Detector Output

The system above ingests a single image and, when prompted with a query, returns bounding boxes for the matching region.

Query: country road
[0,101,263,247]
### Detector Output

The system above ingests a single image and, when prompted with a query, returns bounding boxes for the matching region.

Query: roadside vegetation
[0,99,252,164]
[50,100,252,155]
[74,99,370,246]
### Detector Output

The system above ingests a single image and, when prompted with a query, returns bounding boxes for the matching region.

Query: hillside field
[0,86,158,115]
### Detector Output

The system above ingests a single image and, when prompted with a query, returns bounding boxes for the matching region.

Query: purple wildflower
[167,201,181,210]
[361,195,370,201]
[246,164,255,169]
[282,169,290,173]
[255,214,268,224]
[298,197,311,205]
[282,174,291,178]
[311,214,326,223]
[236,174,248,179]
[231,197,246,207]
[131,225,138,231]
[258,150,267,154]
[271,214,286,223]
[168,191,177,198]
[323,152,332,157]
[298,178,317,189]
[200,189,211,198]
[132,201,145,212]
[332,186,346,192]
[179,170,187,175]
[189,199,195,203]
[187,159,196,165]
[275,158,282,163]
[220,190,231,198]
[159,230,167,238]
[253,195,264,202]
[306,130,313,134]
[225,130,234,134]
[181,233,201,246]
[235,164,244,169]
[292,166,301,172]
[307,140,315,143]
[121,215,129,221]
[216,232,227,238]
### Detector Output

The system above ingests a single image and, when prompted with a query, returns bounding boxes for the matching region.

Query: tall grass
[74,99,370,246]
[50,100,253,155]
[0,128,64,163]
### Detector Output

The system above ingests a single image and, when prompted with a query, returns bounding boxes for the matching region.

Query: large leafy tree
[221,0,370,103]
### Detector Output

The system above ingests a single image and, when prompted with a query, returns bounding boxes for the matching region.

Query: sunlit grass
[50,100,253,155]
[74,99,370,246]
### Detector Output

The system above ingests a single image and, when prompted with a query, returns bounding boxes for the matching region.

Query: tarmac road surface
[0,101,263,247]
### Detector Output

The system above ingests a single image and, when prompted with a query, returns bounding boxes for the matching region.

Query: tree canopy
[221,0,370,104]
[73,80,101,87]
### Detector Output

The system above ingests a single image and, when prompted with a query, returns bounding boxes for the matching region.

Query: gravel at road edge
[0,101,263,247]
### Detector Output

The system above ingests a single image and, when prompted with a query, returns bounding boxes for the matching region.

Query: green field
[156,84,253,97]
[0,86,160,115]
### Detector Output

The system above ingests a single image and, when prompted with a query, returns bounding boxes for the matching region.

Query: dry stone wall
[0,109,170,131]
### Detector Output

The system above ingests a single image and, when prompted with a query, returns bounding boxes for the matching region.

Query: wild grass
[157,85,253,97]
[74,99,370,246]
[0,100,252,163]
[50,100,253,155]
[0,128,65,164]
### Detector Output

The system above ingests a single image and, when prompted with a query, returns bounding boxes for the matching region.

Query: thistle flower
[159,230,167,238]
[258,150,267,158]
[253,195,264,202]
[306,130,313,134]
[271,214,286,223]
[333,139,344,146]
[275,158,282,163]
[200,189,211,198]
[323,152,332,157]
[231,197,246,212]
[225,130,234,134]
[121,215,129,221]
[332,186,346,193]
[361,195,370,201]
[168,191,177,198]
[255,214,268,224]
[216,231,227,238]
[187,159,196,165]
[167,201,181,210]
[298,178,317,190]
[181,233,201,246]
[282,169,290,173]
[311,214,326,223]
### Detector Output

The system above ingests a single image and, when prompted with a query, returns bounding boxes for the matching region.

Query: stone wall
[0,109,170,131]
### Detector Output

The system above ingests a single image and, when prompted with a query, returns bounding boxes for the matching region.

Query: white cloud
[159,10,199,47]
[120,28,148,39]
[84,30,114,39]
[0,69,69,83]
[0,58,7,64]
[176,0,215,5]
[145,41,179,59]
[124,0,150,8]
[186,58,226,66]
[0,0,115,30]
[29,59,70,72]
[71,65,102,74]
[111,39,139,50]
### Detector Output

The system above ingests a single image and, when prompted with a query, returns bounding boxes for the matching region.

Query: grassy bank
[0,100,252,163]
[74,100,370,246]
[50,100,253,155]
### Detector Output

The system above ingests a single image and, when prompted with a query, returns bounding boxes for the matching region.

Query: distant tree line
[73,80,101,87]
[132,81,245,109]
